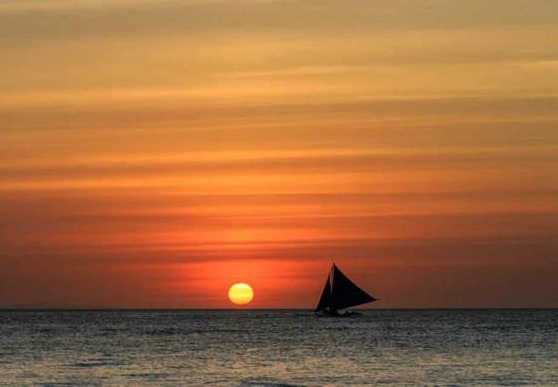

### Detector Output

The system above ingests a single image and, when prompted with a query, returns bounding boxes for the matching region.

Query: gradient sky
[1,0,557,308]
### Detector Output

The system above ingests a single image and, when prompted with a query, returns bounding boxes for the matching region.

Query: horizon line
[1,307,557,311]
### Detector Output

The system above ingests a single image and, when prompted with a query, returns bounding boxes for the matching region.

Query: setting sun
[228,283,254,306]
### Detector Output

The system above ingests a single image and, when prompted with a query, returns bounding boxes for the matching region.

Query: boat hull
[315,309,361,317]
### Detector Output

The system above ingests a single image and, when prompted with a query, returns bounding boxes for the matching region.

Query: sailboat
[315,263,377,316]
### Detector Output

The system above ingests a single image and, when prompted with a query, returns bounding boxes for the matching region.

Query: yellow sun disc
[228,283,254,305]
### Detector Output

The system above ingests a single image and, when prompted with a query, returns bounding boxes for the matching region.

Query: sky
[1,0,557,308]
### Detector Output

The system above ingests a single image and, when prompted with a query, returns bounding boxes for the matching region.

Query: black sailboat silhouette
[315,264,377,316]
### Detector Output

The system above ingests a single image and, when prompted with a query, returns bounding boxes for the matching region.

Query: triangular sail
[330,265,376,310]
[315,275,331,312]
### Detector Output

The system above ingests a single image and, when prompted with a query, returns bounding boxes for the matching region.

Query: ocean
[0,309,556,386]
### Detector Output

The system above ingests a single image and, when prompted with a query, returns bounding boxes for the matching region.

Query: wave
[240,378,307,387]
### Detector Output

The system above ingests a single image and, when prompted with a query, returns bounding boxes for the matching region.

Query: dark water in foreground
[0,309,557,386]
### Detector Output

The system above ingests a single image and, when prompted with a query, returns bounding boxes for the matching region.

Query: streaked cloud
[0,0,557,307]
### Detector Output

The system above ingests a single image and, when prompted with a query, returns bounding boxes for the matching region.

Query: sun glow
[228,283,254,305]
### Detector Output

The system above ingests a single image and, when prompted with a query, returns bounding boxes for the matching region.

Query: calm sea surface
[0,309,557,386]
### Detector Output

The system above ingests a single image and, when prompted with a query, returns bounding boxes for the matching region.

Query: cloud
[1,0,557,307]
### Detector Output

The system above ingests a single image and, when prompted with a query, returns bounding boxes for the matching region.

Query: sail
[315,275,331,312]
[330,264,376,310]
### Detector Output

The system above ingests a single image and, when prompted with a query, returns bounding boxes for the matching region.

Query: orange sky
[1,0,558,308]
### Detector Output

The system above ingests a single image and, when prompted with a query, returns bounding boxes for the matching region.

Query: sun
[228,283,254,305]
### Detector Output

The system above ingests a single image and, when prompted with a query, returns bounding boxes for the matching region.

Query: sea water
[0,310,557,386]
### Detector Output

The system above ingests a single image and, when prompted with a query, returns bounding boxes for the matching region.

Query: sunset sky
[1,0,557,308]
